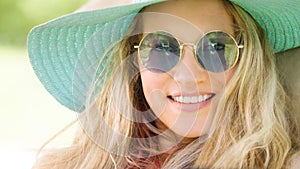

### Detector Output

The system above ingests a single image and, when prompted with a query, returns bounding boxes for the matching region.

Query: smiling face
[138,0,237,138]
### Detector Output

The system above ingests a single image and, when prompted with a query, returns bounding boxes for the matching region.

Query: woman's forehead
[139,12,235,43]
[140,0,234,42]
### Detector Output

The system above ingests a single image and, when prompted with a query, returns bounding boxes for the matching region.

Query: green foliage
[0,0,87,47]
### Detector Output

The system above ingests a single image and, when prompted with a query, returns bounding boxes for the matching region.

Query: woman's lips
[167,94,215,112]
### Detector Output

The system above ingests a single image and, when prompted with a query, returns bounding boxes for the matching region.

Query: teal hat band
[27,0,300,112]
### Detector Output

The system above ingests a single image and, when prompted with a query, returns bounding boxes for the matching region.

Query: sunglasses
[134,31,243,73]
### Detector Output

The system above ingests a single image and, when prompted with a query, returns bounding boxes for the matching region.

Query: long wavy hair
[33,1,300,169]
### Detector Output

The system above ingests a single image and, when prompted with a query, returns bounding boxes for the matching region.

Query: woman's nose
[172,45,208,84]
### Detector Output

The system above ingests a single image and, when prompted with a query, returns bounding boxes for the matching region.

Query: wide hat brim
[27,0,300,112]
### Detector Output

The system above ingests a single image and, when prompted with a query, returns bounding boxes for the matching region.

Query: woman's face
[139,0,236,138]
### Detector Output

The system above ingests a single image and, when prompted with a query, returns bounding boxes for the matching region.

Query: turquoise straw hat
[27,0,300,112]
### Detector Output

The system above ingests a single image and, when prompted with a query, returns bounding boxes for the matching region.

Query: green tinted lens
[138,32,180,73]
[196,31,238,72]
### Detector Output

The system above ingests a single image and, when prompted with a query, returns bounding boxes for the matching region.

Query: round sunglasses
[134,31,243,73]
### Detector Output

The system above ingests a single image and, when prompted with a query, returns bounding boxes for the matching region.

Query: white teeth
[171,95,213,104]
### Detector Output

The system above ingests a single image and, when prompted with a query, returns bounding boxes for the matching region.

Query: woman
[28,0,300,168]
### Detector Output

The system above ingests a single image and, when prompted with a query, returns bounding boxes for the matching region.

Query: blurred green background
[0,0,87,168]
[0,0,87,47]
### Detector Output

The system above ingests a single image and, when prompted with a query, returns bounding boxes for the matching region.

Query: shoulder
[290,153,300,169]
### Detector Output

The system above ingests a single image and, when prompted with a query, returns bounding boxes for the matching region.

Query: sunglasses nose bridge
[178,43,206,74]
[180,43,197,57]
[174,43,208,84]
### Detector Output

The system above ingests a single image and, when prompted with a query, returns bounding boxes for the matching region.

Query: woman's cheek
[140,72,170,116]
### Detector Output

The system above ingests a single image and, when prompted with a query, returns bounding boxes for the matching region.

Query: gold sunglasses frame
[134,30,244,73]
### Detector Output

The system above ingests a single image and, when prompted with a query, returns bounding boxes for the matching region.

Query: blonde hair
[193,2,291,168]
[33,1,299,169]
